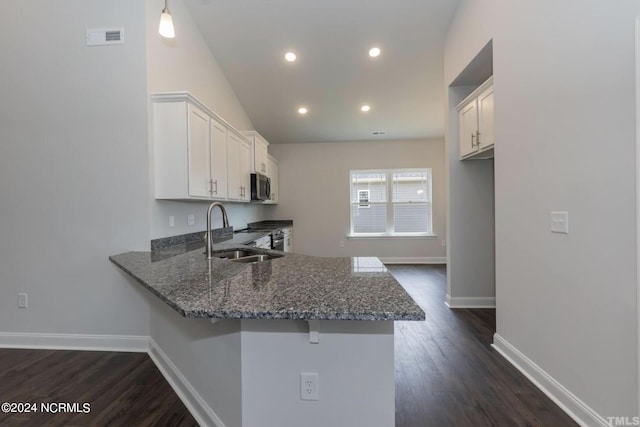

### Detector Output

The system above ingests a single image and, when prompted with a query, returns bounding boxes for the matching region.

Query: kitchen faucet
[206,202,229,259]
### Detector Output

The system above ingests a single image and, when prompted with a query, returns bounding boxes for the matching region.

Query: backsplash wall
[151,200,270,240]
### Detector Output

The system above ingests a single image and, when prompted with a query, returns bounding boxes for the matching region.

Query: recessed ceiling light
[360,105,371,112]
[369,47,381,58]
[285,52,297,62]
[298,107,308,115]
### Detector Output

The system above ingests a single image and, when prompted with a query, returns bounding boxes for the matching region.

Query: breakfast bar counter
[109,245,424,321]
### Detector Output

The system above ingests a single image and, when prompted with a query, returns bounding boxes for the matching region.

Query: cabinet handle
[209,179,213,195]
[213,180,218,194]
[476,131,481,147]
[471,133,476,147]
[261,163,266,172]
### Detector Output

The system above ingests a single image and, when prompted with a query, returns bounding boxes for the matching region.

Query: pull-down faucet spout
[206,202,229,259]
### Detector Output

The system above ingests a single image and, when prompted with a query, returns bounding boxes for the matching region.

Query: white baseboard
[492,334,609,427]
[445,294,496,308]
[148,338,226,427]
[0,332,148,352]
[379,257,446,264]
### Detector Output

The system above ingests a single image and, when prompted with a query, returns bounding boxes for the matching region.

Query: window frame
[349,168,434,238]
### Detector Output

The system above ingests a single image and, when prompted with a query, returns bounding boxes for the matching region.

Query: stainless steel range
[270,229,284,251]
[236,227,284,251]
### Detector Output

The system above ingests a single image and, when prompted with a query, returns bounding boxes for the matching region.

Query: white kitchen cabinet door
[210,118,228,199]
[458,101,479,159]
[265,155,279,204]
[239,139,252,201]
[227,132,242,200]
[227,132,251,201]
[187,105,211,198]
[255,137,269,175]
[477,85,494,151]
[242,131,270,175]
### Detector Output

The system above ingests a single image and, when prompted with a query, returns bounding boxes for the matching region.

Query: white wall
[0,0,151,336]
[149,299,243,427]
[446,0,639,420]
[145,0,268,239]
[269,139,446,260]
[241,320,394,427]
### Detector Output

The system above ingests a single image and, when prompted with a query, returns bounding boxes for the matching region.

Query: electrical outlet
[339,240,345,248]
[300,372,319,401]
[187,214,195,226]
[18,293,28,309]
[169,216,175,227]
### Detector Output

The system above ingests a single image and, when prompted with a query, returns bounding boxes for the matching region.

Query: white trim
[148,338,226,427]
[379,257,446,264]
[492,334,609,427]
[347,234,437,239]
[0,332,148,352]
[444,294,495,308]
[635,16,640,418]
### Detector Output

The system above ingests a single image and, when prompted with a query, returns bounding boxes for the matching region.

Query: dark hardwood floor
[390,264,577,427]
[0,349,198,426]
[0,265,576,427]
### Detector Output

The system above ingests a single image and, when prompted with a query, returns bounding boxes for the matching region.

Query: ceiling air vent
[87,28,124,46]
[372,131,387,136]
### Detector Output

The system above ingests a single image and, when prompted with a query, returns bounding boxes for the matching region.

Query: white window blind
[392,171,431,234]
[350,169,432,236]
[351,172,386,233]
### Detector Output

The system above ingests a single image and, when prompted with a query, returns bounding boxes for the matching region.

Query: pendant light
[158,0,175,39]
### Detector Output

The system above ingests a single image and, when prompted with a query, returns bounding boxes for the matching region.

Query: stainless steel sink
[211,249,283,263]
[230,254,280,263]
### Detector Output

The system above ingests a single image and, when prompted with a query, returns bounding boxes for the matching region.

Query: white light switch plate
[550,211,569,234]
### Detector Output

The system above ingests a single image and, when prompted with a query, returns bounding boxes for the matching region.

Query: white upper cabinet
[457,77,494,160]
[152,92,246,201]
[242,131,270,175]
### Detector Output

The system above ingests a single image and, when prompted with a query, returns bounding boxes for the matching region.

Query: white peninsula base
[148,298,395,427]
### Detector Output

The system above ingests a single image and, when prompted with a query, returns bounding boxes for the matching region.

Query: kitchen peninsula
[110,241,424,427]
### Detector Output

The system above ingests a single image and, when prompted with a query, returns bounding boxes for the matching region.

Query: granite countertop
[109,244,425,321]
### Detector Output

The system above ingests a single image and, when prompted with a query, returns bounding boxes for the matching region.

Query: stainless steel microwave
[250,172,271,201]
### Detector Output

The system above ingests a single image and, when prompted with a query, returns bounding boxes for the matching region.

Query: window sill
[347,234,437,240]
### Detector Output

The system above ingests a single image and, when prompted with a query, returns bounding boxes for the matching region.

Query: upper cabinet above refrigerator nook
[457,77,494,160]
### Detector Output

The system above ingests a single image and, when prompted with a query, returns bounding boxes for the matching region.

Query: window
[350,169,432,236]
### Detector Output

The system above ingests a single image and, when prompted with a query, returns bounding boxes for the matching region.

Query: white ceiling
[183,0,461,144]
